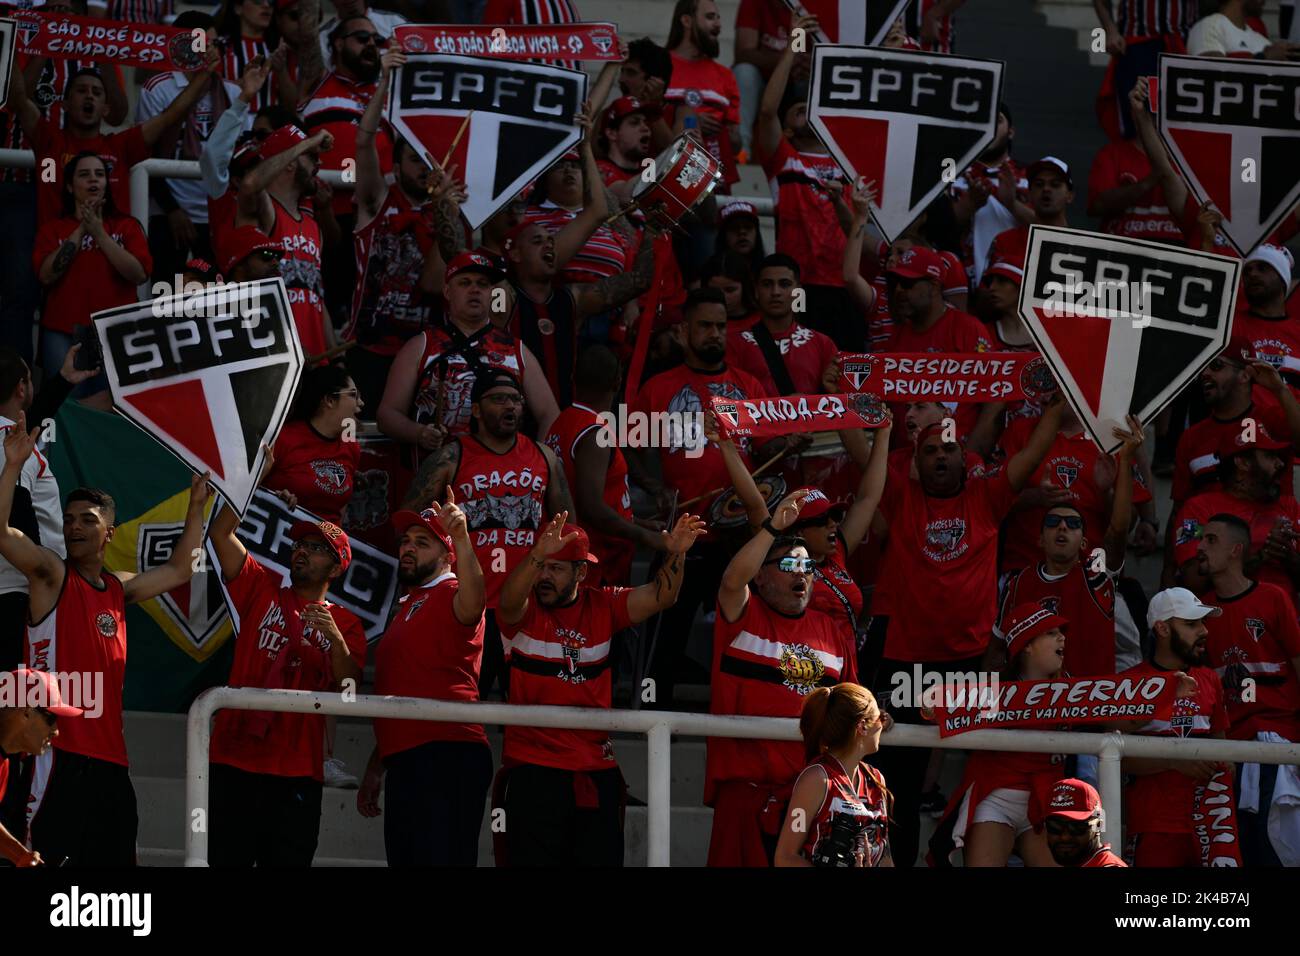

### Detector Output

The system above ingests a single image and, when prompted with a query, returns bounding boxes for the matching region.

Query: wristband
[761,518,780,537]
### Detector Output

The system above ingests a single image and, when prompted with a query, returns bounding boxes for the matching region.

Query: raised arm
[400,439,461,511]
[121,471,213,604]
[1004,394,1067,492]
[573,225,657,320]
[718,491,807,623]
[553,101,609,270]
[140,47,224,147]
[295,0,325,94]
[355,47,403,225]
[497,512,576,627]
[1103,415,1143,570]
[842,179,879,312]
[839,419,893,554]
[703,409,769,532]
[0,415,63,588]
[1129,81,1188,217]
[625,513,707,623]
[6,64,42,142]
[755,15,814,160]
[429,487,483,626]
[239,129,333,214]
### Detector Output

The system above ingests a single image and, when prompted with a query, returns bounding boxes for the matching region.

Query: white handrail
[185,685,1300,867]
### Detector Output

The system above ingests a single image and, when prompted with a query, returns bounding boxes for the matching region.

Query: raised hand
[662,513,707,554]
[2,412,37,469]
[59,343,98,385]
[188,469,214,513]
[381,46,407,76]
[532,512,578,559]
[1249,360,1284,395]
[850,178,877,219]
[240,55,271,101]
[430,486,468,540]
[1111,414,1145,460]
[770,490,809,531]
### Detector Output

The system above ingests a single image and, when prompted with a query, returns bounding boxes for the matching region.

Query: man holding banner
[0,415,211,866]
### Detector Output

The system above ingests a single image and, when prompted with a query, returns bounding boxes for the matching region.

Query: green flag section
[45,402,234,713]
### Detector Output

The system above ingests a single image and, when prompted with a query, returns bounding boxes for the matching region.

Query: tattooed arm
[625,513,707,624]
[38,231,85,285]
[572,229,656,321]
[541,443,576,517]
[399,439,461,511]
[434,192,469,264]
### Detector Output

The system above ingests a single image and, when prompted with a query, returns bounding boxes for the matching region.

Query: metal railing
[185,685,1300,867]
[0,150,775,241]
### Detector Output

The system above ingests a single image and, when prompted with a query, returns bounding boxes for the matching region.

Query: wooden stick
[440,111,474,169]
[678,449,787,511]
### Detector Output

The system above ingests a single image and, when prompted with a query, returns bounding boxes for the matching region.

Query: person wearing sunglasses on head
[1033,778,1126,867]
[706,490,856,867]
[206,451,367,866]
[0,669,83,866]
[775,682,894,867]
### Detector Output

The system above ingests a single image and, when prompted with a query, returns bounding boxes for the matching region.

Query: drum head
[632,138,689,200]
[708,475,788,529]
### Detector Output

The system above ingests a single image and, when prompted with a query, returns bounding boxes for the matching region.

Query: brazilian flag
[45,402,234,712]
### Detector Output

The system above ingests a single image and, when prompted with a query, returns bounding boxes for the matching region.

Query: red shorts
[1133,831,1199,867]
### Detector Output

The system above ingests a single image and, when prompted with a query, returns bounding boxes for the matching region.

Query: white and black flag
[94,279,303,517]
[1018,226,1240,454]
[387,53,588,229]
[808,46,1003,243]
[1157,54,1300,257]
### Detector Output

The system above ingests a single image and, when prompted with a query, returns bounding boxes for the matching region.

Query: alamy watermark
[889,664,1001,712]
[0,669,102,718]
[596,405,706,458]
[1042,280,1155,328]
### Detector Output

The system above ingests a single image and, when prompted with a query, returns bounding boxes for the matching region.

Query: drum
[708,475,788,530]
[631,133,723,231]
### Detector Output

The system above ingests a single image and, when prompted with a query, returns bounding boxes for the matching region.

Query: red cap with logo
[287,519,352,571]
[444,250,506,284]
[720,200,759,226]
[1002,601,1068,660]
[1040,778,1102,821]
[1217,420,1290,460]
[887,247,944,282]
[793,488,846,522]
[258,124,308,161]
[220,226,283,275]
[392,508,455,561]
[604,95,660,128]
[551,524,600,564]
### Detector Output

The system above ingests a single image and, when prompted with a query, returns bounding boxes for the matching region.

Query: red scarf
[1191,769,1244,867]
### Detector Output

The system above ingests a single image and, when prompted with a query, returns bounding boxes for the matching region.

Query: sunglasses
[292,539,337,558]
[1044,817,1091,836]
[344,30,389,47]
[763,555,815,573]
[1042,513,1083,530]
[253,249,281,262]
[481,393,524,406]
[333,388,359,399]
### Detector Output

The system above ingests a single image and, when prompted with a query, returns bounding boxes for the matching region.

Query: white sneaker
[323,757,358,789]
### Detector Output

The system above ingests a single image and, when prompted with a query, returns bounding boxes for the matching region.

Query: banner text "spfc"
[397,59,583,121]
[815,52,997,122]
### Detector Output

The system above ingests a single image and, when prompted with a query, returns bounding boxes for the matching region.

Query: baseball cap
[887,247,944,282]
[719,200,760,228]
[184,258,221,282]
[558,148,581,163]
[551,524,600,564]
[1217,335,1255,367]
[1002,602,1068,660]
[1216,420,1290,460]
[470,368,523,404]
[3,669,83,717]
[1026,155,1073,188]
[444,251,506,284]
[1145,587,1222,628]
[1040,778,1102,822]
[258,124,308,161]
[793,488,846,523]
[983,257,1024,285]
[604,95,660,128]
[231,133,262,174]
[392,508,455,560]
[1245,244,1293,289]
[287,519,353,571]
[220,226,283,275]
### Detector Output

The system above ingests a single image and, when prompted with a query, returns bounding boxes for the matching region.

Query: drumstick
[604,201,637,226]
[678,448,787,511]
[306,341,355,365]
[440,111,474,169]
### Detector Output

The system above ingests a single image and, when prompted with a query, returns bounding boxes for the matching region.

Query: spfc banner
[0,18,14,108]
[94,279,303,519]
[711,393,888,441]
[388,54,587,229]
[837,352,1055,402]
[217,490,399,642]
[809,46,1003,243]
[781,0,909,46]
[394,22,620,61]
[1157,55,1300,256]
[1019,225,1239,455]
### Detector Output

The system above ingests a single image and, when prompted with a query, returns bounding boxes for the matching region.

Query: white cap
[1146,587,1222,629]
[1245,244,1293,290]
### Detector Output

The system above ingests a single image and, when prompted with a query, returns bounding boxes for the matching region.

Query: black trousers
[479,609,510,700]
[645,540,730,708]
[498,764,626,867]
[383,740,493,867]
[30,749,138,866]
[0,590,27,671]
[209,763,323,867]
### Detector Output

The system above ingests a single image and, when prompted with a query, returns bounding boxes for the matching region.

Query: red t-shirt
[265,420,362,525]
[1202,580,1300,741]
[1172,401,1293,504]
[1174,490,1300,593]
[34,120,149,225]
[1087,139,1181,243]
[996,422,1153,575]
[998,562,1118,677]
[1125,661,1227,835]
[268,196,328,359]
[706,593,849,804]
[1081,845,1128,867]
[632,363,769,525]
[501,585,632,771]
[26,567,127,765]
[988,224,1030,271]
[726,320,838,396]
[211,555,368,780]
[760,139,846,287]
[32,214,152,334]
[735,0,790,51]
[664,53,741,186]
[868,243,968,349]
[875,470,1017,661]
[887,305,993,354]
[372,573,487,756]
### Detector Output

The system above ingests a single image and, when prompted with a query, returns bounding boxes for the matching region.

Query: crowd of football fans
[0,0,1298,868]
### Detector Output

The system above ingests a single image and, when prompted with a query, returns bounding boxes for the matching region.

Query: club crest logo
[1055,461,1081,489]
[923,518,968,561]
[779,643,826,695]
[851,392,887,425]
[842,360,873,390]
[96,612,116,637]
[1245,617,1266,642]
[1019,356,1057,401]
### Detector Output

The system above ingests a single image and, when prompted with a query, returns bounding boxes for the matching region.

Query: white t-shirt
[0,416,65,595]
[1187,13,1270,56]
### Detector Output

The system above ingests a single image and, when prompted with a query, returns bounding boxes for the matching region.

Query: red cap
[184,257,221,282]
[793,488,846,522]
[719,200,759,226]
[1040,778,1102,821]
[3,669,83,717]
[1002,602,1068,660]
[559,148,581,163]
[983,258,1024,285]
[551,524,600,564]
[1218,335,1255,366]
[220,226,282,275]
[1217,420,1290,459]
[392,508,455,561]
[886,246,944,282]
[231,136,262,174]
[444,251,506,284]
[287,519,352,571]
[604,95,660,128]
[259,124,308,161]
